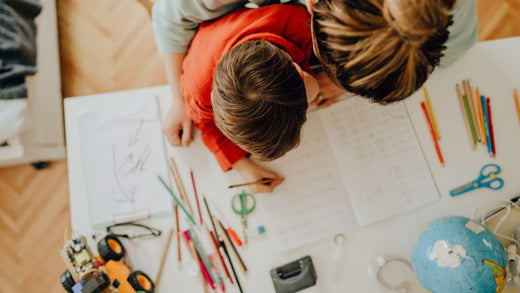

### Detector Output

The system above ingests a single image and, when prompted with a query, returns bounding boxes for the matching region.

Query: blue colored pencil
[157,175,196,225]
[480,95,493,156]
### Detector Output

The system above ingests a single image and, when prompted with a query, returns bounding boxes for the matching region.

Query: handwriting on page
[259,112,357,250]
[320,99,439,225]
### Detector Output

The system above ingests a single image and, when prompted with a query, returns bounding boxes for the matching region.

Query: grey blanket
[0,0,42,99]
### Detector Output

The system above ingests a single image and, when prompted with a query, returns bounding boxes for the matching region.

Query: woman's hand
[316,71,347,108]
[162,98,193,147]
[232,157,284,194]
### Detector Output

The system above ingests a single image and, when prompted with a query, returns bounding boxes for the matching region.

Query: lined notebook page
[259,112,357,250]
[320,98,439,225]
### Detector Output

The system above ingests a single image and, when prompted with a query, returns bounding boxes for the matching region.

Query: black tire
[97,235,125,262]
[60,270,75,292]
[128,271,155,293]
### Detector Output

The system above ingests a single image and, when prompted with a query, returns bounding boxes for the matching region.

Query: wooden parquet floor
[0,0,519,292]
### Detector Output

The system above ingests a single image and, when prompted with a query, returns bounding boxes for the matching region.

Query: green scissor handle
[231,190,256,216]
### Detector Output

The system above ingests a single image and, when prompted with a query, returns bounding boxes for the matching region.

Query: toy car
[60,234,154,293]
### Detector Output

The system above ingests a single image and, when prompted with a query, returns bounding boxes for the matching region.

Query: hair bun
[382,0,454,47]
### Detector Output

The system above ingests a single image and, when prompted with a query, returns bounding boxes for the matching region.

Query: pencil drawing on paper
[111,118,152,203]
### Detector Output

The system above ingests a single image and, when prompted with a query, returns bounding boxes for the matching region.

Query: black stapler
[270,256,317,293]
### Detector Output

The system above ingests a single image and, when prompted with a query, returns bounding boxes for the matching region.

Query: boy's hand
[315,71,347,108]
[162,98,193,147]
[232,157,283,194]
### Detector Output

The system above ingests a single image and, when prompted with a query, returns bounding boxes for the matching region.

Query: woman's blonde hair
[212,40,307,161]
[311,0,455,104]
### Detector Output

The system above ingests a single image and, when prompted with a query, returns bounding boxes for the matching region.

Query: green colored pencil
[157,175,196,225]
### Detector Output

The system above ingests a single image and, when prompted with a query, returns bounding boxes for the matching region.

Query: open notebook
[260,97,439,250]
[76,96,172,228]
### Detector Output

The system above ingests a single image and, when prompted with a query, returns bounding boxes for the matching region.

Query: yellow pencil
[475,87,486,144]
[514,89,520,126]
[423,87,440,140]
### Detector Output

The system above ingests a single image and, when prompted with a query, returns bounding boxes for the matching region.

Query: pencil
[157,175,196,225]
[190,170,203,225]
[216,218,248,274]
[421,102,445,166]
[487,97,496,157]
[475,87,486,145]
[202,197,233,284]
[423,87,440,140]
[463,80,481,142]
[175,205,181,262]
[514,89,520,126]
[183,235,209,293]
[481,95,493,157]
[203,197,243,293]
[155,228,174,287]
[228,177,279,189]
[168,157,194,216]
[455,84,476,149]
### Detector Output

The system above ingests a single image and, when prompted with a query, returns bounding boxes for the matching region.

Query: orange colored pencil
[421,102,445,166]
[514,89,520,126]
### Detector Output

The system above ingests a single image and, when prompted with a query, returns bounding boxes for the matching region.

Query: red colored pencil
[486,98,496,157]
[190,169,203,225]
[421,102,445,166]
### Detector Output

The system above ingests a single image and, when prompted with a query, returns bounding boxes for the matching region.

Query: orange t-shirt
[180,4,312,171]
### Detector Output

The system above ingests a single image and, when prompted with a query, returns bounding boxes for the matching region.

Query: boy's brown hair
[212,40,308,161]
[311,0,455,104]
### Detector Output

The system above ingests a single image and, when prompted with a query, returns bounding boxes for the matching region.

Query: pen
[183,231,215,291]
[216,218,248,274]
[228,177,282,189]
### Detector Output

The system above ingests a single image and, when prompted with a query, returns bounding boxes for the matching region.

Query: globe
[412,216,507,293]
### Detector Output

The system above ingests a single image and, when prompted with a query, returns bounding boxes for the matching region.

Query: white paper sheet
[260,97,439,250]
[320,98,439,225]
[76,96,172,228]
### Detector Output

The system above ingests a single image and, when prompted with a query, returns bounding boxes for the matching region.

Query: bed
[0,0,65,167]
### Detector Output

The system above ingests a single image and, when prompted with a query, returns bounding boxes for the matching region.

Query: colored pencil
[155,228,174,287]
[423,87,440,140]
[183,232,215,291]
[514,89,520,126]
[455,84,476,149]
[228,177,279,189]
[168,157,194,216]
[203,197,243,293]
[463,80,481,142]
[174,205,181,261]
[158,175,196,225]
[421,102,445,166]
[216,218,248,274]
[475,87,486,144]
[189,170,203,225]
[487,98,496,157]
[481,95,493,157]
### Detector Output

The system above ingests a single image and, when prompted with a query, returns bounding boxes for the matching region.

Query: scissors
[231,190,256,243]
[450,164,504,197]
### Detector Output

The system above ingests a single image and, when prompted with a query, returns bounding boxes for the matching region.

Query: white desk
[65,37,520,293]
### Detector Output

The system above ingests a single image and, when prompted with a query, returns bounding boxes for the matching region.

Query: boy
[168,4,320,193]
